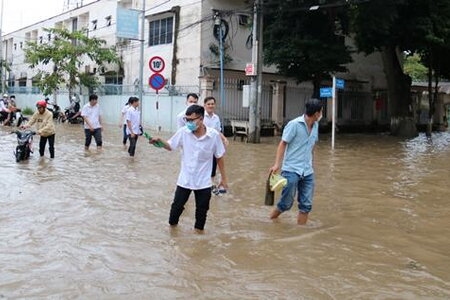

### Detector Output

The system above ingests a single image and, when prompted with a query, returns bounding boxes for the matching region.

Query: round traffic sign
[149,56,165,73]
[149,73,166,91]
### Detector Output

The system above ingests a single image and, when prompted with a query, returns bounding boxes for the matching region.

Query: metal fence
[285,85,314,121]
[8,84,200,97]
[337,90,373,123]
[212,78,273,124]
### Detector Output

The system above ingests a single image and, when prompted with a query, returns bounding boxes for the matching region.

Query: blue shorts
[276,171,315,213]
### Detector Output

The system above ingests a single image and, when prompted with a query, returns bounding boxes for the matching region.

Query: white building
[2,0,390,129]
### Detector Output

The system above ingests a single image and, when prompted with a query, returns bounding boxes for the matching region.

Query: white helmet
[3,93,8,98]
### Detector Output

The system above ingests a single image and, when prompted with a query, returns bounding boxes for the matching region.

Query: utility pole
[0,0,4,94]
[249,0,261,143]
[138,0,146,120]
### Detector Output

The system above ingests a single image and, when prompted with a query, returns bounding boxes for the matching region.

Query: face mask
[186,121,198,132]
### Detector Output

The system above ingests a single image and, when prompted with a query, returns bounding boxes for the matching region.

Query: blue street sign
[320,87,333,98]
[149,73,166,91]
[116,7,140,40]
[336,78,345,89]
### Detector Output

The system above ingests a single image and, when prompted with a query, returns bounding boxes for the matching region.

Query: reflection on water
[1,124,450,298]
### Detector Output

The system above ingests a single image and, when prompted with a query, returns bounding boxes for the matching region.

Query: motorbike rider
[0,93,11,125]
[21,100,56,158]
[65,96,81,121]
[7,95,24,127]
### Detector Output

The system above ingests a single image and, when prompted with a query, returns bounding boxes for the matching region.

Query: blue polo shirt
[281,115,319,176]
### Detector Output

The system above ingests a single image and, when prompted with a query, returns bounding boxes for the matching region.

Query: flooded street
[1,124,450,299]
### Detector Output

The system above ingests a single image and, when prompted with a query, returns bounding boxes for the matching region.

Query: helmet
[36,100,47,108]
[3,93,8,98]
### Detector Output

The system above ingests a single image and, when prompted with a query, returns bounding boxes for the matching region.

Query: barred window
[149,17,173,46]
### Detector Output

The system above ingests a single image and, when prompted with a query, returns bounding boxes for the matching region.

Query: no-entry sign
[149,56,165,73]
[149,73,166,91]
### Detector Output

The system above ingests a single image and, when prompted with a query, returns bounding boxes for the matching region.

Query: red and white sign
[245,63,256,76]
[149,56,165,73]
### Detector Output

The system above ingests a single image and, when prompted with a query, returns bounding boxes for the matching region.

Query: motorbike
[65,110,84,124]
[9,109,27,127]
[13,130,35,162]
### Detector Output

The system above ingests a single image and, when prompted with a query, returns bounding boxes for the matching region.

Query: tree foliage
[263,0,353,97]
[351,0,450,136]
[25,28,119,96]
[404,53,427,81]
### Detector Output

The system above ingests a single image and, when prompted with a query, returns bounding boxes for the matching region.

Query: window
[14,43,17,50]
[20,42,23,49]
[48,33,51,41]
[39,36,43,44]
[72,18,78,32]
[105,16,112,27]
[149,16,173,46]
[92,19,97,30]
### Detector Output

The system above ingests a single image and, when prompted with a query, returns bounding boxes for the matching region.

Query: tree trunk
[426,50,433,137]
[312,75,321,99]
[381,46,417,138]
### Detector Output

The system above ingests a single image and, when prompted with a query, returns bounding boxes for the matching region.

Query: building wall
[3,0,118,88]
[120,0,203,88]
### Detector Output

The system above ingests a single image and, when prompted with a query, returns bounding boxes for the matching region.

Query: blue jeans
[277,171,315,213]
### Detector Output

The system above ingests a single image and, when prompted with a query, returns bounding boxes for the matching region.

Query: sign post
[332,77,336,150]
[331,77,345,150]
[148,56,166,132]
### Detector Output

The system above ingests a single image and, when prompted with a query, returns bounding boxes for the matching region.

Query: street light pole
[0,0,5,94]
[249,0,261,143]
[138,0,146,121]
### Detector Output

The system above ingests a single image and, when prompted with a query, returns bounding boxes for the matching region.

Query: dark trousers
[128,136,138,156]
[169,186,212,230]
[84,128,102,147]
[0,111,7,120]
[40,134,55,158]
[211,156,217,177]
[122,124,129,145]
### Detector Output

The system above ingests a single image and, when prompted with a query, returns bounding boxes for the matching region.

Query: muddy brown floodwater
[1,123,450,299]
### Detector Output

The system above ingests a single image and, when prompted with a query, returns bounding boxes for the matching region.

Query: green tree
[263,0,353,97]
[403,53,427,81]
[415,0,450,135]
[25,28,119,99]
[350,0,434,137]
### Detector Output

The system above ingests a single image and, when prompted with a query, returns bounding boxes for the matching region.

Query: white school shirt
[121,104,129,125]
[203,112,222,132]
[168,126,226,190]
[81,103,102,129]
[125,106,141,135]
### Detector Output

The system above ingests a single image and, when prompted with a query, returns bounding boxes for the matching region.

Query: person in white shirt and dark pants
[125,97,141,157]
[81,94,103,150]
[119,98,131,146]
[150,105,228,232]
[203,96,229,194]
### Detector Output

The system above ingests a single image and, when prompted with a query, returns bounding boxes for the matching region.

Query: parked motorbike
[13,130,35,162]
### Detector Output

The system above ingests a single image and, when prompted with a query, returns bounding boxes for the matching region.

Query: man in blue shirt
[269,98,323,225]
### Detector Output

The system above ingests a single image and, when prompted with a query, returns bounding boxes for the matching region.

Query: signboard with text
[116,7,140,40]
[320,87,333,98]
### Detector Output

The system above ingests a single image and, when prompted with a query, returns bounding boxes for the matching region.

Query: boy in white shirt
[203,96,229,194]
[125,97,141,157]
[176,93,199,129]
[81,94,103,150]
[119,98,131,146]
[150,105,228,232]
